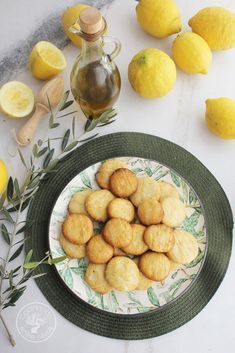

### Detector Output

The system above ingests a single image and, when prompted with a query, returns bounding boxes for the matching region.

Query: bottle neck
[81,36,103,63]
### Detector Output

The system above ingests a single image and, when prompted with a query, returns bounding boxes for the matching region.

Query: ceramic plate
[49,157,207,315]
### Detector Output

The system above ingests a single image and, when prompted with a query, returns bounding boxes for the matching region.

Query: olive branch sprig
[0,90,117,346]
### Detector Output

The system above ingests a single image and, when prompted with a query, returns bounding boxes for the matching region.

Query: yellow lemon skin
[172,32,212,74]
[62,3,89,48]
[205,98,235,139]
[29,41,67,80]
[136,0,182,38]
[0,160,8,194]
[189,7,235,50]
[0,81,35,119]
[128,48,176,98]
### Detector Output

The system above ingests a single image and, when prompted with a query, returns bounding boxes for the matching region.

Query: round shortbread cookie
[105,256,139,291]
[138,198,163,225]
[108,198,135,222]
[133,257,153,290]
[62,214,93,245]
[130,176,161,207]
[144,224,175,252]
[85,263,112,294]
[139,252,171,281]
[122,224,148,255]
[162,197,186,228]
[158,181,179,202]
[86,234,114,264]
[167,229,198,264]
[85,189,115,222]
[96,159,126,189]
[103,218,133,248]
[59,233,86,259]
[110,168,138,198]
[68,189,93,215]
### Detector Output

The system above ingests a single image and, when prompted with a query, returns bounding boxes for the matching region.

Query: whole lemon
[0,160,8,194]
[62,4,90,48]
[189,7,235,50]
[128,48,177,98]
[172,32,212,74]
[205,98,235,139]
[136,0,182,38]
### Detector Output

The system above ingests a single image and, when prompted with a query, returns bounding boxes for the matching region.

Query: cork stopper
[79,7,104,34]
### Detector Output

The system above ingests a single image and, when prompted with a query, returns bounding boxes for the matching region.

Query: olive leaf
[1,224,10,245]
[61,129,70,151]
[7,177,14,201]
[9,244,24,262]
[147,287,160,307]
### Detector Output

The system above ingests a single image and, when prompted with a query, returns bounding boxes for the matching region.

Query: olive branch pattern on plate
[49,157,207,314]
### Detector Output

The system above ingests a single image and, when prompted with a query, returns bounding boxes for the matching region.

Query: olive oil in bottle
[70,7,121,118]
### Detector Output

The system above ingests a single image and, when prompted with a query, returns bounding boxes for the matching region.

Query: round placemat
[25,132,233,340]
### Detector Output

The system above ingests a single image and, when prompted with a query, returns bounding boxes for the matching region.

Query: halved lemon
[0,81,35,118]
[29,41,67,80]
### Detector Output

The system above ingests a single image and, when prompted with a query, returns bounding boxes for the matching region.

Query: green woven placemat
[25,132,233,340]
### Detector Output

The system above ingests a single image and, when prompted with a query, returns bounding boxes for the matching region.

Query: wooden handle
[16,103,49,146]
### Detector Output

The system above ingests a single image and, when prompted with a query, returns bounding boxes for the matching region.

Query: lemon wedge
[0,81,35,118]
[29,41,67,80]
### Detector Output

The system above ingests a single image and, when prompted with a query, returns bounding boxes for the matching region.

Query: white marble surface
[0,0,235,352]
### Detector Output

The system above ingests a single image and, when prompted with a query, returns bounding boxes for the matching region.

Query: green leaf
[16,221,34,235]
[80,172,92,189]
[189,189,197,204]
[32,144,38,157]
[127,292,143,306]
[1,224,10,244]
[43,148,55,168]
[61,268,73,287]
[181,210,201,234]
[23,261,40,269]
[170,171,181,187]
[47,255,67,265]
[50,123,60,129]
[78,133,99,143]
[72,116,76,139]
[145,167,153,177]
[63,141,78,152]
[97,119,116,127]
[14,178,21,199]
[2,208,14,222]
[59,100,74,111]
[147,287,160,307]
[169,278,188,297]
[181,180,188,203]
[49,113,55,128]
[7,177,14,200]
[84,117,99,132]
[45,159,59,172]
[37,139,43,146]
[61,129,70,151]
[9,244,24,262]
[99,108,117,123]
[57,90,70,111]
[24,249,33,265]
[37,147,48,157]
[18,149,27,169]
[171,271,178,279]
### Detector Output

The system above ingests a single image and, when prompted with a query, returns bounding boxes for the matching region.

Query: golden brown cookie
[59,233,86,259]
[167,229,198,264]
[122,224,148,255]
[86,234,114,264]
[62,214,93,245]
[110,168,138,197]
[85,189,115,222]
[103,218,132,248]
[133,258,153,290]
[85,263,112,294]
[144,224,175,252]
[68,189,93,215]
[162,197,186,227]
[158,181,179,202]
[130,176,161,207]
[113,247,126,256]
[96,159,126,189]
[139,252,171,281]
[105,256,139,291]
[138,198,163,225]
[107,198,135,222]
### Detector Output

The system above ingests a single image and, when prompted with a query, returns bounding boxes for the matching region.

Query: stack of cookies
[60,159,199,294]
